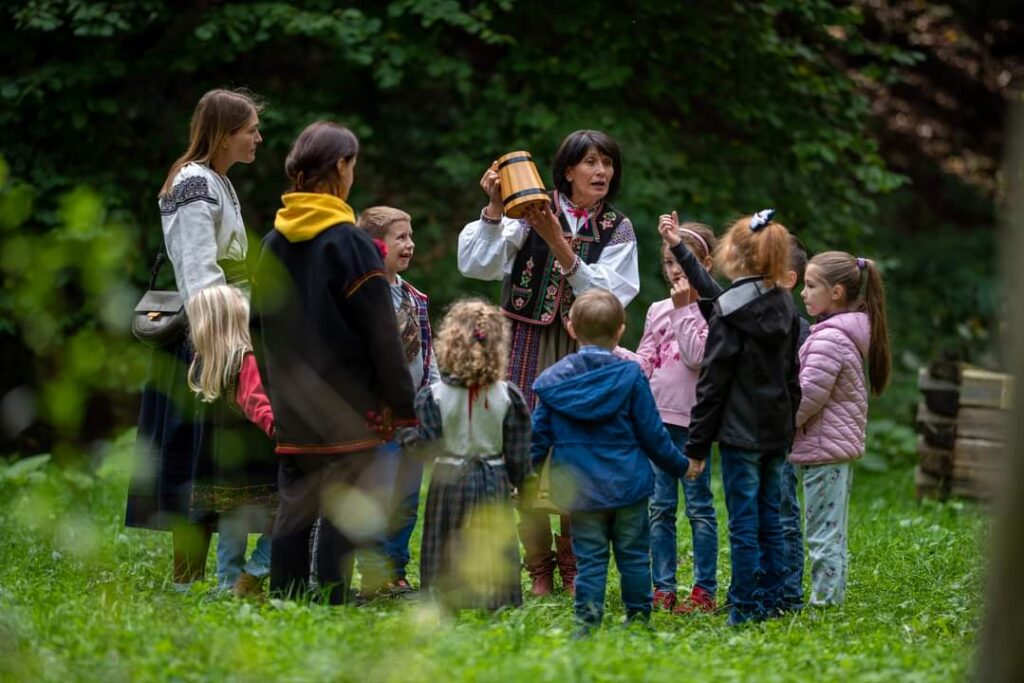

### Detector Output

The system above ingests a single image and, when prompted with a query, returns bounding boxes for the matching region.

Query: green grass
[0,431,985,682]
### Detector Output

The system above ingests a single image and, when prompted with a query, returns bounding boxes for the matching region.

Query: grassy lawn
[0,431,985,682]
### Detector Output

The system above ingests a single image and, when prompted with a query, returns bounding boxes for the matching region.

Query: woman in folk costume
[402,299,532,610]
[126,88,263,590]
[457,130,640,595]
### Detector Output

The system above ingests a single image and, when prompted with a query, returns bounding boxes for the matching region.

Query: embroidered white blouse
[159,162,247,302]
[457,193,640,307]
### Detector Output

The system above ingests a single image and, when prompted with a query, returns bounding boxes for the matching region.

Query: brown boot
[554,533,577,596]
[518,514,555,596]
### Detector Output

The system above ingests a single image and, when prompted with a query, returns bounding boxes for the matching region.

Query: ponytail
[754,223,790,287]
[861,259,891,396]
[809,251,891,396]
[716,213,791,286]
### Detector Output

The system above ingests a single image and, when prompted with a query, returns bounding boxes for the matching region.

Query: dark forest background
[1,0,1020,462]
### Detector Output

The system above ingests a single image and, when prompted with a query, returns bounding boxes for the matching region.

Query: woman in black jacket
[251,121,417,604]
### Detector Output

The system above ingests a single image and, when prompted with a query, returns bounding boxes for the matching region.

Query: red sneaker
[672,586,717,614]
[652,589,677,611]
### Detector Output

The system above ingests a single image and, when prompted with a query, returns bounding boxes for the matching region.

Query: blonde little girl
[402,299,532,611]
[793,251,891,606]
[186,284,276,595]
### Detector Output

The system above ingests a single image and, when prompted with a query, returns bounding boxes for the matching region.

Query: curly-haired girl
[404,298,533,610]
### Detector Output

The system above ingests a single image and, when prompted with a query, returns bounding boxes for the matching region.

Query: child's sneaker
[672,586,717,614]
[232,572,265,599]
[652,589,677,611]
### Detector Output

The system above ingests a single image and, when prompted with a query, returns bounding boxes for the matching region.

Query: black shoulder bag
[132,251,187,349]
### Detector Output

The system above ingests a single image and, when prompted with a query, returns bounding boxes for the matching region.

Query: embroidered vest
[402,280,434,390]
[501,192,627,326]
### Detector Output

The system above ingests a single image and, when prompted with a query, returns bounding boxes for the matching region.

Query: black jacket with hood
[251,192,416,455]
[686,277,802,460]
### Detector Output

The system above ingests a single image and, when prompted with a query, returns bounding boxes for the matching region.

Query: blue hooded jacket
[531,346,690,512]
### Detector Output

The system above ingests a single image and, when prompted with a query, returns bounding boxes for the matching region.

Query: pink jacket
[790,312,870,465]
[614,299,707,428]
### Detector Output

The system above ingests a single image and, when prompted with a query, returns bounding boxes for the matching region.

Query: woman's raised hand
[480,162,504,220]
[658,210,681,247]
[522,203,563,246]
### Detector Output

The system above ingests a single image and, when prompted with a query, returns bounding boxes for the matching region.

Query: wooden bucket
[497,150,551,219]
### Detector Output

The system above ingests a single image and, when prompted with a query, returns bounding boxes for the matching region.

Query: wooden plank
[953,437,1006,467]
[915,404,957,449]
[917,436,953,476]
[918,369,960,416]
[960,367,1014,410]
[916,403,1009,443]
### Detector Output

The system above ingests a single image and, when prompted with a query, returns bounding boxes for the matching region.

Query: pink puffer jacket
[789,312,870,465]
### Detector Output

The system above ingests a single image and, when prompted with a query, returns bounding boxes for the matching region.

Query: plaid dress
[415,379,531,610]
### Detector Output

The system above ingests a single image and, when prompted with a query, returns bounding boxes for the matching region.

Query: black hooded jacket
[686,277,802,460]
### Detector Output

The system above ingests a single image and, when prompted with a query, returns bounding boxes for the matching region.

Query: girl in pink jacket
[615,222,720,614]
[794,251,891,606]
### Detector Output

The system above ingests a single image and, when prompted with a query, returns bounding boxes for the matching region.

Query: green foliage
[0,0,967,448]
[0,161,146,450]
[861,418,918,473]
[0,435,985,681]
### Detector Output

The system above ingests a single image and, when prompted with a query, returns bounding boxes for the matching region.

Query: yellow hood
[274,192,356,243]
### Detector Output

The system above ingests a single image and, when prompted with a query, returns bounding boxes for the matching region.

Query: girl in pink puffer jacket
[793,251,891,606]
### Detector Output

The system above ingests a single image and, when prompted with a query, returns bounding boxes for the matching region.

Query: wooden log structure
[915,361,1011,501]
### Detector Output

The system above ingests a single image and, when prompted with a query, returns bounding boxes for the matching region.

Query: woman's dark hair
[551,129,623,202]
[285,121,359,194]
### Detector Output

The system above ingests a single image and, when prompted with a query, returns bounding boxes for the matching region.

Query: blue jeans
[382,446,425,581]
[650,425,718,595]
[570,501,652,630]
[216,507,272,589]
[352,441,401,590]
[719,446,785,625]
[777,459,804,609]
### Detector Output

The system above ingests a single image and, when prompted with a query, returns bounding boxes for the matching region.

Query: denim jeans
[216,506,272,590]
[719,446,785,625]
[382,445,425,581]
[348,441,401,590]
[804,462,853,606]
[649,425,718,595]
[776,459,804,609]
[570,501,652,630]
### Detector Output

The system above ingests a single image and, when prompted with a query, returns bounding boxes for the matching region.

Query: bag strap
[148,251,167,291]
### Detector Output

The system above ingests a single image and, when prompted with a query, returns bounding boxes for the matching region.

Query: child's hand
[658,210,681,247]
[670,278,690,309]
[685,457,706,480]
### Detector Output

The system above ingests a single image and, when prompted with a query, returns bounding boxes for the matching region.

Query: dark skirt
[507,319,577,410]
[125,339,210,531]
[420,458,521,610]
[189,399,278,528]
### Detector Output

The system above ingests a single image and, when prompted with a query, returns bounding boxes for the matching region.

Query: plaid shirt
[402,279,436,390]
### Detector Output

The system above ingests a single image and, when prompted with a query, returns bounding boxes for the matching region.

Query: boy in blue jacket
[531,288,702,633]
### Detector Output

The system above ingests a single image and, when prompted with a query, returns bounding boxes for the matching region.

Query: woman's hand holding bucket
[480,162,503,220]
